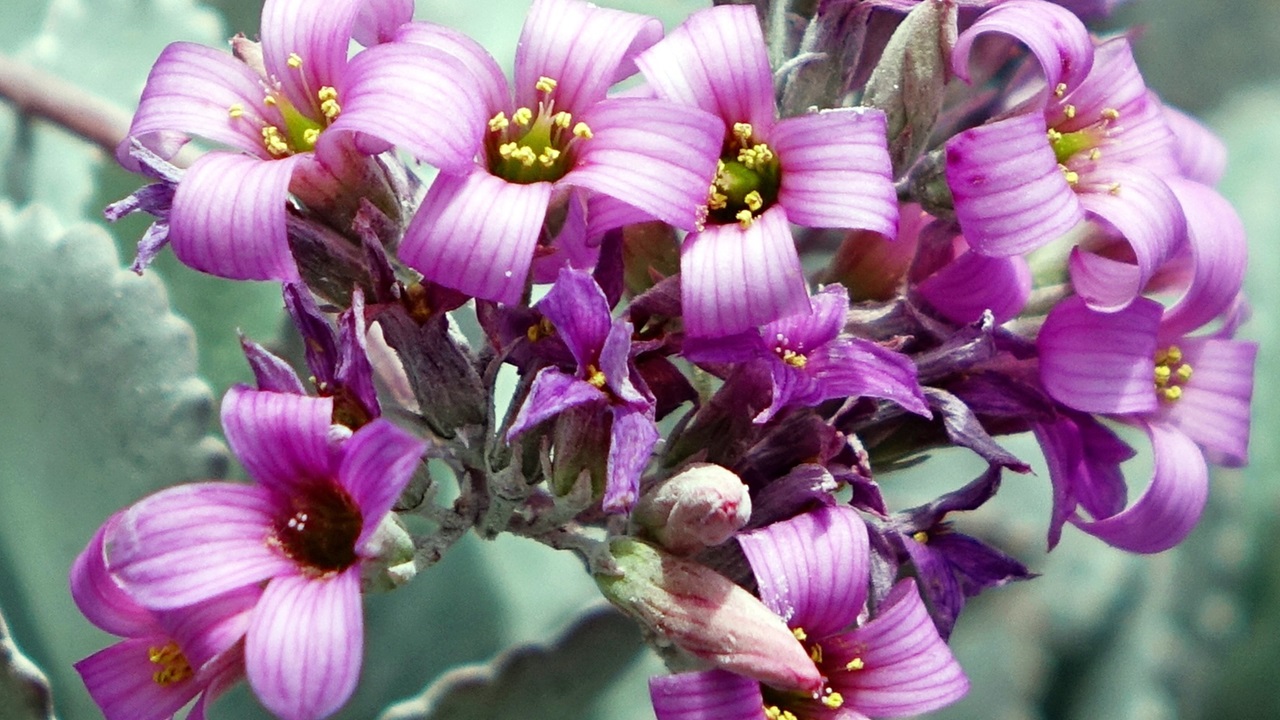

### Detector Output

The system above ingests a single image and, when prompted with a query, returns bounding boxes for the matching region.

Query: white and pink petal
[260,0,366,115]
[1037,295,1162,415]
[221,385,336,498]
[916,250,1031,324]
[337,419,426,547]
[1157,338,1256,467]
[394,21,509,119]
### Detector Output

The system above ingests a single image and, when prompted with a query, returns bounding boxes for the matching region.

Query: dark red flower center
[272,483,363,574]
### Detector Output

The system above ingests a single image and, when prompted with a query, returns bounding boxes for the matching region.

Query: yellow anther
[1101,107,1120,121]
[744,191,763,212]
[732,122,753,142]
[1064,104,1077,119]
[846,657,865,671]
[763,706,798,720]
[302,127,320,146]
[707,187,728,211]
[1165,346,1183,363]
[488,112,510,132]
[552,111,572,129]
[498,141,519,159]
[809,644,823,663]
[287,52,303,69]
[514,145,538,167]
[526,317,554,342]
[1054,82,1068,98]
[1154,365,1172,386]
[539,148,561,167]
[781,349,807,369]
[1177,363,1194,381]
[318,86,341,120]
[912,530,929,544]
[792,628,807,642]
[1162,386,1183,401]
[1063,169,1080,186]
[512,107,533,126]
[572,121,593,139]
[262,126,290,156]
[1046,128,1063,143]
[822,691,845,709]
[738,143,775,169]
[263,95,277,106]
[535,76,558,93]
[147,642,193,687]
[1109,182,1122,195]
[228,103,244,118]
[736,209,755,228]
[587,366,607,388]
[1088,148,1102,161]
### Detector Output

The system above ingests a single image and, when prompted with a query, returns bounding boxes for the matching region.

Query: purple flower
[507,269,658,513]
[120,0,483,280]
[395,0,723,304]
[635,5,898,337]
[71,515,260,720]
[650,505,968,719]
[685,284,929,423]
[103,386,426,719]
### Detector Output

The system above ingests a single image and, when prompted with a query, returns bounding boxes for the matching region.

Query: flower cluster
[82,0,1255,718]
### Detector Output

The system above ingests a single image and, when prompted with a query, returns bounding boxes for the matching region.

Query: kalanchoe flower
[650,505,968,719]
[685,284,930,423]
[118,0,483,280]
[395,0,723,304]
[103,387,426,720]
[71,515,261,720]
[636,5,898,337]
[507,268,658,513]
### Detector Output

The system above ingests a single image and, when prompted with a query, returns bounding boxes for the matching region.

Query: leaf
[379,605,650,720]
[0,608,55,720]
[0,202,228,720]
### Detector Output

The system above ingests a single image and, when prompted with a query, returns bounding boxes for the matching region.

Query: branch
[0,53,131,157]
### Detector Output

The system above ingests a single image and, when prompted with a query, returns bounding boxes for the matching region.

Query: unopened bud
[632,464,751,555]
[596,538,822,694]
[360,514,416,593]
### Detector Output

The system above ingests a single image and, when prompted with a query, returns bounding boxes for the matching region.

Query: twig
[0,53,131,156]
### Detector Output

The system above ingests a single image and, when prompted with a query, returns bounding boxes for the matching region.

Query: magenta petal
[773,109,897,235]
[121,42,275,167]
[247,569,363,720]
[538,268,613,369]
[399,170,552,304]
[260,0,364,113]
[108,483,293,609]
[337,419,426,547]
[916,250,1031,324]
[1159,178,1247,337]
[649,670,765,720]
[71,514,157,637]
[506,369,604,440]
[603,405,659,513]
[738,505,869,638]
[828,580,969,716]
[395,21,509,118]
[1072,422,1208,553]
[803,337,930,416]
[332,41,487,172]
[1038,295,1162,415]
[636,5,775,129]
[76,636,203,720]
[169,152,302,281]
[157,586,261,670]
[952,0,1093,97]
[1164,105,1227,186]
[515,0,661,111]
[681,207,810,338]
[566,98,722,232]
[946,114,1084,256]
[1157,338,1257,467]
[220,385,336,498]
[351,0,414,46]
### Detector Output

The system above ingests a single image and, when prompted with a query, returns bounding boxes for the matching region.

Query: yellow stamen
[1162,386,1183,401]
[780,349,807,369]
[553,111,572,129]
[318,86,341,120]
[587,366,607,388]
[763,706,798,720]
[822,690,845,709]
[498,141,519,159]
[539,147,561,167]
[1101,107,1120,121]
[792,628,807,642]
[732,122,753,142]
[809,643,823,663]
[263,95,277,106]
[1089,148,1102,161]
[744,190,763,212]
[302,127,320,146]
[1063,104,1076,119]
[912,530,929,544]
[228,103,244,118]
[1109,182,1122,195]
[512,107,533,126]
[262,125,290,156]
[1177,363,1194,382]
[707,186,728,211]
[1063,169,1080,186]
[287,52,303,69]
[147,642,193,686]
[535,76,558,93]
[513,145,538,167]
[573,121,593,139]
[1054,82,1068,98]
[846,657,865,671]
[526,317,555,342]
[1154,365,1172,386]
[736,209,755,228]
[488,112,510,132]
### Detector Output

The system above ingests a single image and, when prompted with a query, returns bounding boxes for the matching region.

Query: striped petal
[946,114,1084,256]
[649,670,765,720]
[337,419,426,547]
[1157,338,1256,467]
[538,268,612,370]
[156,586,261,670]
[70,514,157,637]
[395,21,509,119]
[515,0,662,112]
[506,369,605,440]
[952,0,1093,98]
[168,152,302,281]
[246,569,363,720]
[1159,178,1247,337]
[107,483,293,609]
[75,636,204,720]
[738,505,869,638]
[1072,422,1208,553]
[1037,295,1161,415]
[331,41,487,172]
[221,385,336,498]
[121,42,276,168]
[565,98,723,232]
[916,249,1031,324]
[826,580,969,716]
[636,5,775,129]
[681,207,810,338]
[351,0,414,46]
[261,0,365,115]
[1165,104,1227,185]
[604,405,660,513]
[773,108,897,235]
[399,169,552,304]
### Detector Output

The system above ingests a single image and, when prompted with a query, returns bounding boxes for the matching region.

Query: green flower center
[706,122,781,229]
[486,76,592,184]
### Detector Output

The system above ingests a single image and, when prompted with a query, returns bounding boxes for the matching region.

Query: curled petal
[400,170,552,304]
[1157,338,1257,467]
[337,420,426,547]
[1159,178,1247,337]
[538,268,613,369]
[1038,295,1162,415]
[351,0,414,46]
[221,386,335,498]
[636,5,775,129]
[773,108,897,235]
[515,0,662,112]
[157,586,261,670]
[506,369,604,441]
[261,0,365,114]
[738,505,869,638]
[800,337,931,416]
[1072,422,1208,553]
[1164,105,1227,185]
[916,250,1031,324]
[246,569,363,720]
[567,98,723,232]
[946,114,1084,256]
[649,670,765,720]
[952,0,1093,98]
[70,514,157,637]
[765,283,848,350]
[604,406,660,513]
[395,21,509,118]
[681,207,810,338]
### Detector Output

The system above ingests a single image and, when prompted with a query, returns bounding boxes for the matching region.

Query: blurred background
[0,0,1275,718]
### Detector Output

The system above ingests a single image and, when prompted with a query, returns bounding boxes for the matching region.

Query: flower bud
[359,513,417,593]
[632,463,751,555]
[595,538,822,695]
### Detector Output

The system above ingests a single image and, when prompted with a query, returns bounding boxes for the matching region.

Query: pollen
[148,642,193,686]
[262,125,290,156]
[318,86,341,120]
[488,112,510,132]
[1054,82,1068,98]
[846,657,865,671]
[1062,168,1080,186]
[732,122,753,142]
[498,141,520,159]
[792,628,807,642]
[586,366,608,389]
[779,348,807,369]
[1109,182,1122,195]
[535,76,558,93]
[913,530,929,544]
[228,103,244,118]
[1063,104,1077,119]
[287,52,303,69]
[573,121,593,139]
[737,143,774,169]
[809,643,824,663]
[1101,107,1120,121]
[553,111,572,129]
[263,95,277,106]
[707,185,728,211]
[1089,148,1102,161]
[513,107,533,126]
[526,317,555,342]
[1154,345,1193,403]
[539,147,561,167]
[736,209,755,228]
[744,190,763,212]
[302,127,320,146]
[821,690,845,709]
[763,706,798,720]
